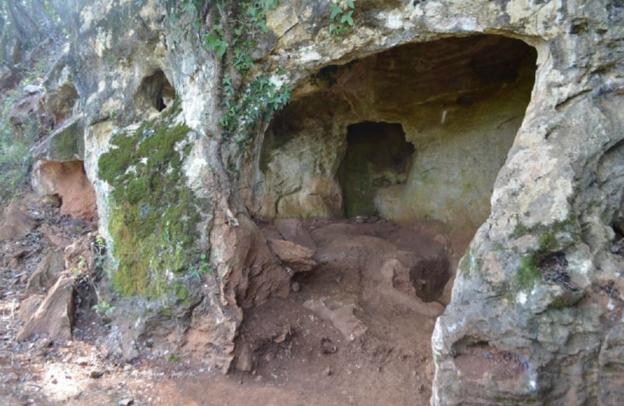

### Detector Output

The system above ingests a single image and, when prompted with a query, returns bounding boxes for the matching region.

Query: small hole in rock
[136,70,176,113]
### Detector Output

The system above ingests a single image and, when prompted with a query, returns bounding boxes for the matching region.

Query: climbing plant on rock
[329,0,356,36]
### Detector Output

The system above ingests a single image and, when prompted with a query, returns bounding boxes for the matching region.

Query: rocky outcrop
[56,0,624,403]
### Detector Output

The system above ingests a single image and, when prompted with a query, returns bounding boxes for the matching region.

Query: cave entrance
[338,122,414,218]
[32,160,98,221]
[242,35,537,395]
[257,34,537,253]
[136,70,176,113]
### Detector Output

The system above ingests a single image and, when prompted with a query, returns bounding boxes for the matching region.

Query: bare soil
[0,196,464,406]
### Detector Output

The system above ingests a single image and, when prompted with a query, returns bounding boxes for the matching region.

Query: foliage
[166,0,291,151]
[329,0,356,36]
[516,255,541,291]
[220,75,291,147]
[92,300,115,317]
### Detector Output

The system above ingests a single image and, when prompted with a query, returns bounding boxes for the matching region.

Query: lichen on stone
[98,107,204,298]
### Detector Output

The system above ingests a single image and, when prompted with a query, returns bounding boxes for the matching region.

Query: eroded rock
[18,274,74,341]
[26,249,65,294]
[268,238,317,273]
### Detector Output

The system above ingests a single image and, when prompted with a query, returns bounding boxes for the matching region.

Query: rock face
[53,0,624,403]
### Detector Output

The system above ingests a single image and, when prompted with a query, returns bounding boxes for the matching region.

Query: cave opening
[240,34,538,389]
[32,160,98,221]
[136,69,175,113]
[338,121,414,218]
[257,34,537,256]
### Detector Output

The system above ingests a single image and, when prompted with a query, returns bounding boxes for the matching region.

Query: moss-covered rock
[98,109,203,298]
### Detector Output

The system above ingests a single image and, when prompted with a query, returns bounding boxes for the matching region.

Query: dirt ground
[0,196,467,406]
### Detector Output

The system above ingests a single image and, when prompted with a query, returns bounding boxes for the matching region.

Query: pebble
[89,369,104,379]
[291,282,301,292]
[118,398,134,406]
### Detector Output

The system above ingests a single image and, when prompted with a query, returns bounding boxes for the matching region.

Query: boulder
[17,274,74,341]
[268,238,317,272]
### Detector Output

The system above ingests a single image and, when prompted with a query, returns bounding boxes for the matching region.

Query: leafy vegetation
[92,300,115,317]
[329,0,356,36]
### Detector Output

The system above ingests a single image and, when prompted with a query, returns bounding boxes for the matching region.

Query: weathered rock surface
[31,160,97,220]
[18,274,74,341]
[26,249,65,294]
[267,238,317,272]
[45,0,624,403]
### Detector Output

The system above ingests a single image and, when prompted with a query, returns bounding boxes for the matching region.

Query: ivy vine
[329,0,356,36]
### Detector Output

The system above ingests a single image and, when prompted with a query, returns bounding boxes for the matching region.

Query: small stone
[118,399,134,406]
[324,367,333,376]
[320,337,337,354]
[89,370,104,379]
[291,281,301,292]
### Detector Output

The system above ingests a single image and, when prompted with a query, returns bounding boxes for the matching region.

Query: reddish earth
[0,194,470,405]
[31,160,97,221]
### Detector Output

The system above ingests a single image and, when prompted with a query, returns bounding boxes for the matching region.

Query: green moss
[549,296,571,310]
[175,284,189,301]
[98,112,205,298]
[516,255,541,291]
[511,215,580,294]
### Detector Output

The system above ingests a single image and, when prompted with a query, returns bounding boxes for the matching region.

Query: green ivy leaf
[341,11,354,26]
[204,32,228,58]
[330,4,342,20]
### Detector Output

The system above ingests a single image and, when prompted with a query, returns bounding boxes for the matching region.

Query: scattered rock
[117,398,134,406]
[89,370,104,379]
[17,274,75,341]
[320,337,337,354]
[273,325,292,344]
[268,238,317,272]
[64,233,95,272]
[291,281,301,292]
[304,297,367,341]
